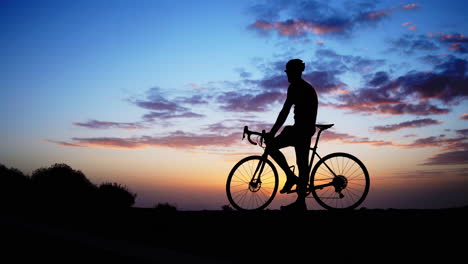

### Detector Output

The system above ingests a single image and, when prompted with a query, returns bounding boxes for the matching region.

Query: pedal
[286,189,297,194]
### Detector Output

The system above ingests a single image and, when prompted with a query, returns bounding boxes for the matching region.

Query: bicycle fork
[248,154,268,192]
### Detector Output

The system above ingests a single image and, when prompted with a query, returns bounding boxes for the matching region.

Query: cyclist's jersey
[286,79,318,132]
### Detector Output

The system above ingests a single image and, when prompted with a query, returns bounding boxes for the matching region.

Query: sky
[1,0,467,210]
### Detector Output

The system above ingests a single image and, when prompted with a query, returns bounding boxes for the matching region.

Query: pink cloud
[251,19,348,37]
[52,131,242,149]
[253,20,274,30]
[364,10,391,20]
[401,21,416,31]
[460,113,468,120]
[448,43,463,50]
[402,3,420,10]
[275,19,347,35]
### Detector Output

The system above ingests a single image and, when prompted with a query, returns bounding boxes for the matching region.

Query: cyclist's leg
[294,132,313,200]
[266,126,295,179]
[294,138,311,199]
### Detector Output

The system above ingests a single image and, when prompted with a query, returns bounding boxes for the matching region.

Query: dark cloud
[373,118,442,133]
[131,87,205,122]
[303,71,346,93]
[73,120,146,130]
[328,57,467,116]
[429,32,468,54]
[142,111,204,121]
[436,33,468,43]
[398,58,468,104]
[460,113,468,120]
[456,129,468,137]
[421,150,468,165]
[388,34,439,55]
[217,91,285,112]
[402,135,467,150]
[367,71,390,87]
[314,48,385,73]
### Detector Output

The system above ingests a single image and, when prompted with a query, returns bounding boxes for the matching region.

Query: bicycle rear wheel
[310,152,370,210]
[226,156,278,211]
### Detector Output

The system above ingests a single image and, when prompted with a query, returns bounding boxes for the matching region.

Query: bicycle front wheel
[310,152,370,210]
[226,156,279,211]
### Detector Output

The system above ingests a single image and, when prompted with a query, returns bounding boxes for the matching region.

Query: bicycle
[226,124,370,211]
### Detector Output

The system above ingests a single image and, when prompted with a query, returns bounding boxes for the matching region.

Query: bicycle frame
[247,126,337,191]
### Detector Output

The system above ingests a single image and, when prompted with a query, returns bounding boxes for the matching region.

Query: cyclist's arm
[270,96,292,136]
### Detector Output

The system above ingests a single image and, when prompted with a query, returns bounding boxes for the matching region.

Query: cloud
[460,113,468,120]
[388,34,439,54]
[248,1,420,38]
[73,120,146,130]
[401,3,420,10]
[217,91,285,112]
[319,130,394,147]
[402,21,417,31]
[456,129,468,137]
[327,57,467,116]
[373,118,442,133]
[54,131,242,149]
[142,111,204,121]
[428,33,468,54]
[314,48,385,73]
[448,43,468,54]
[46,140,84,148]
[131,87,205,122]
[402,135,467,149]
[421,150,468,165]
[436,33,468,43]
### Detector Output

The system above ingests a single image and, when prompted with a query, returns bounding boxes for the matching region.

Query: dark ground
[2,207,467,263]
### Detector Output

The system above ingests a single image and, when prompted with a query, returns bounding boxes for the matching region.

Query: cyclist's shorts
[274,125,315,148]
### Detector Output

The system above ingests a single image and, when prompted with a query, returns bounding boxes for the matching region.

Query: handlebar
[242,126,266,146]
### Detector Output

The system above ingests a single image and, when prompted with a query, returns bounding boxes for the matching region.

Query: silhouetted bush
[154,202,178,213]
[98,182,136,209]
[0,164,31,208]
[30,163,98,208]
[222,204,234,211]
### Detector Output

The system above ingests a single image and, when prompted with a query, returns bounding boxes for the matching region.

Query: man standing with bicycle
[265,59,318,211]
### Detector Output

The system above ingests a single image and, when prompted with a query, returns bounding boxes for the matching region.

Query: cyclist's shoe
[280,200,307,212]
[279,176,298,194]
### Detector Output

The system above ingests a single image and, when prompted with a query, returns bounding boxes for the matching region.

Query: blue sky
[1,0,467,209]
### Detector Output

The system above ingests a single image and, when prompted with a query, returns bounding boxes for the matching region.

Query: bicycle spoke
[227,157,279,210]
[311,153,369,210]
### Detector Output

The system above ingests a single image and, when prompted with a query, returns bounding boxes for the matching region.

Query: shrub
[30,163,97,208]
[98,182,136,208]
[0,164,31,208]
[154,202,178,213]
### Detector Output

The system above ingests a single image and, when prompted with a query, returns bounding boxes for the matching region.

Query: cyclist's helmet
[286,59,305,72]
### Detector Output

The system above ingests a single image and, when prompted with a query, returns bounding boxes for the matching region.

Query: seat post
[313,128,323,151]
[308,128,323,173]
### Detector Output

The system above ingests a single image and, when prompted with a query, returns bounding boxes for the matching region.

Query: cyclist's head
[285,59,304,83]
[285,59,305,73]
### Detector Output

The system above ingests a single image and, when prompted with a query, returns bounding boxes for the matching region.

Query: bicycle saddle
[316,124,334,130]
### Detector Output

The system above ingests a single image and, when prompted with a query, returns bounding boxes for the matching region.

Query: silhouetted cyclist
[265,59,318,211]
